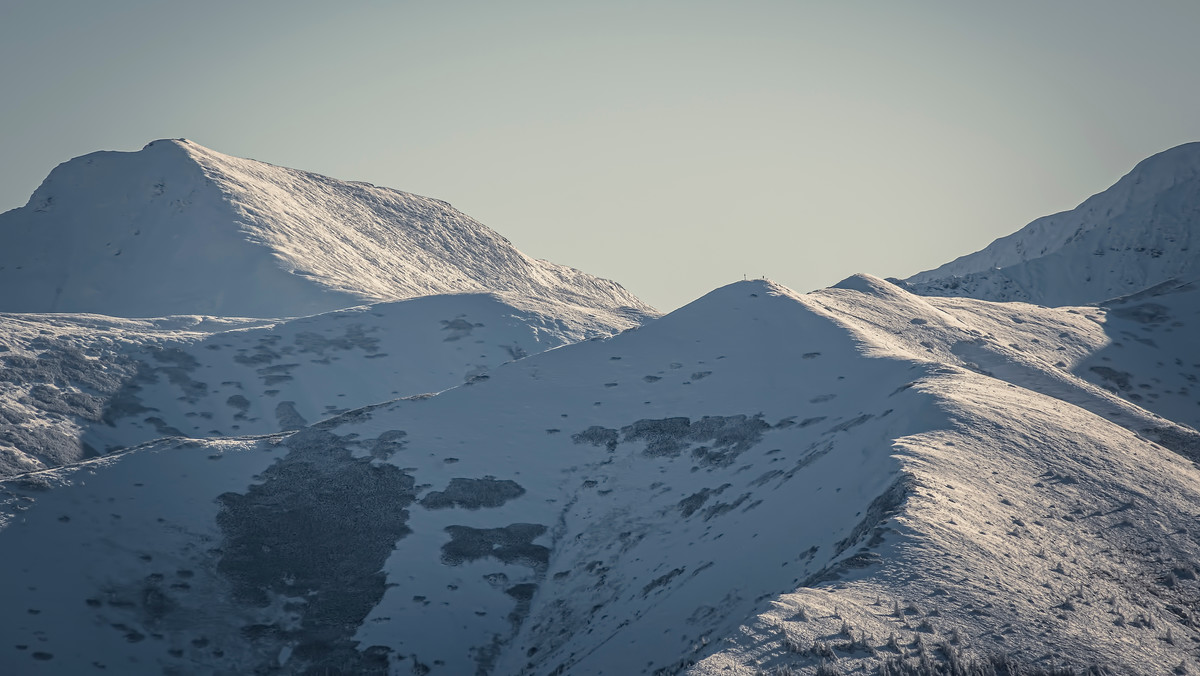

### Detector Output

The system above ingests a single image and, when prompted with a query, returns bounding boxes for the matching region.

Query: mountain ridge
[4,276,1200,674]
[2,139,1200,675]
[906,142,1200,306]
[0,289,634,475]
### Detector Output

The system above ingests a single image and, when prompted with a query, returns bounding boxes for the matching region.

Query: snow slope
[906,142,1200,306]
[1080,276,1200,434]
[822,274,1200,458]
[3,277,1198,675]
[0,139,653,321]
[0,292,628,476]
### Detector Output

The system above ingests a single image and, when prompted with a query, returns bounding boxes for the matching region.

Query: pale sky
[2,1,1199,311]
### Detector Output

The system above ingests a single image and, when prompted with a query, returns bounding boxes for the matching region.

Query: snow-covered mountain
[906,142,1200,306]
[0,139,654,476]
[3,139,1200,676]
[0,139,652,321]
[4,277,1199,675]
[0,291,631,476]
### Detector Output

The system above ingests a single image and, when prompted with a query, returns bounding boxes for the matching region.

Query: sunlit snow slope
[3,278,1199,675]
[906,142,1200,306]
[0,139,653,321]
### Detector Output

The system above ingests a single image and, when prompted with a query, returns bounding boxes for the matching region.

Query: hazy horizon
[3,1,1199,310]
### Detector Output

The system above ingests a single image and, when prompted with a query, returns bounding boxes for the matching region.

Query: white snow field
[0,139,652,321]
[906,142,1200,307]
[3,277,1199,675]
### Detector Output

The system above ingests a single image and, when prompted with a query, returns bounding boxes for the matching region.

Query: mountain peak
[0,141,655,321]
[1100,141,1200,210]
[143,137,191,148]
[906,142,1200,306]
[1127,140,1200,175]
[830,272,897,294]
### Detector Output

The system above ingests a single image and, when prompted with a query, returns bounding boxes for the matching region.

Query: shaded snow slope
[906,142,1200,306]
[1083,276,1200,433]
[0,139,653,321]
[3,278,1199,675]
[0,292,620,475]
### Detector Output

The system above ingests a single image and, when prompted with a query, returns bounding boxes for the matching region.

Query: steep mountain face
[0,292,623,476]
[906,142,1200,306]
[0,139,653,321]
[3,278,1198,675]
